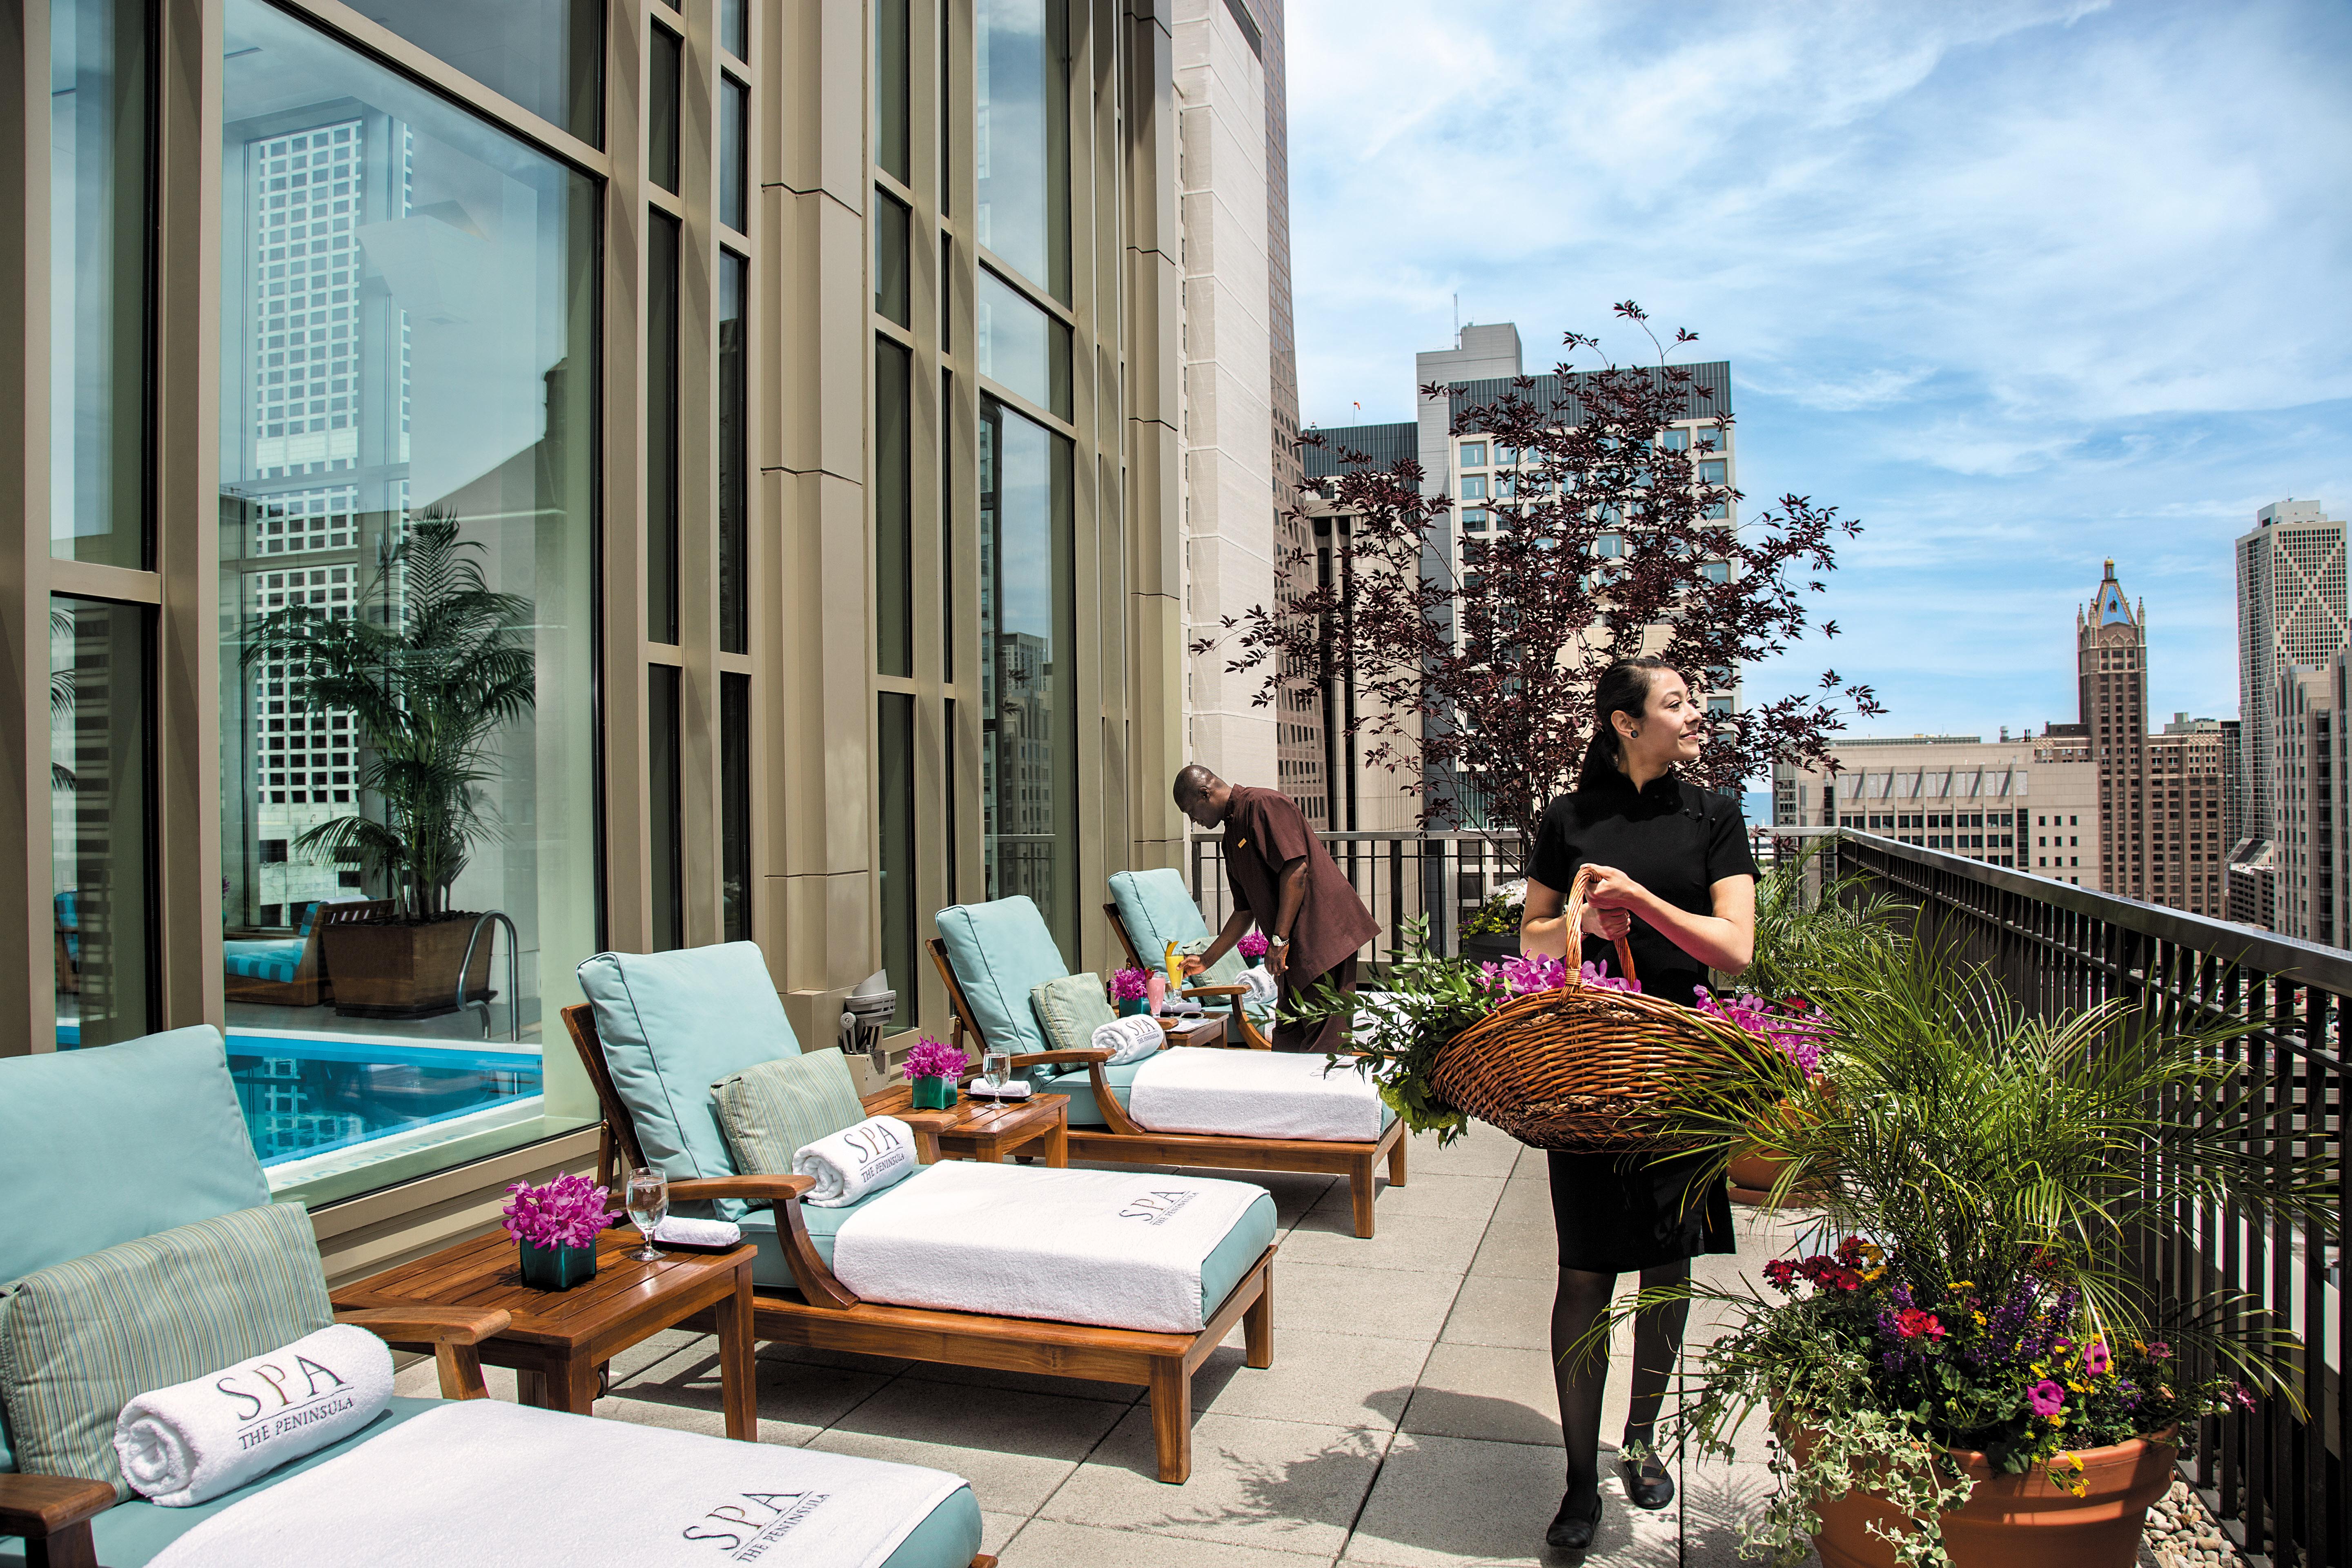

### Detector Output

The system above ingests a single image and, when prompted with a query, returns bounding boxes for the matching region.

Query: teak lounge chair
[561,941,1276,1484]
[0,1027,996,1568]
[1104,866,1278,1050]
[929,894,1408,1238]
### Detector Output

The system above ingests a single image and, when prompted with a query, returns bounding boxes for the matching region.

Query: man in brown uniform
[1173,764,1381,1054]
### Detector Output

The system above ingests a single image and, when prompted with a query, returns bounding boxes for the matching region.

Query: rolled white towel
[1239,966,1281,1007]
[1091,1013,1165,1065]
[792,1115,920,1207]
[650,1216,741,1247]
[114,1323,393,1507]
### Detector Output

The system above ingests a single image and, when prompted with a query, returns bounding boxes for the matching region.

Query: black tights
[1551,1261,1689,1494]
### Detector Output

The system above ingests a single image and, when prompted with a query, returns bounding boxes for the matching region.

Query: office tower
[2236,500,2349,846]
[2272,660,2345,945]
[1773,732,2094,883]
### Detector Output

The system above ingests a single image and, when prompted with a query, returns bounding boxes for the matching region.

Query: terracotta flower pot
[1802,1427,2178,1568]
[1728,1095,1827,1206]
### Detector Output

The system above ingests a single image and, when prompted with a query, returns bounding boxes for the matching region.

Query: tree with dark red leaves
[1192,304,1880,861]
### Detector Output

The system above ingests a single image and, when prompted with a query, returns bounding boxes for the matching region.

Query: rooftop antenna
[1453,292,1460,347]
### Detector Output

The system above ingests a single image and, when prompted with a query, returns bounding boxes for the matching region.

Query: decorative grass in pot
[903,1035,964,1111]
[503,1172,611,1291]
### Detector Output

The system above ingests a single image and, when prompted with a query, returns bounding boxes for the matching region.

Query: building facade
[1772,733,2096,884]
[2234,499,2348,848]
[11,0,1194,1274]
[2271,656,2350,947]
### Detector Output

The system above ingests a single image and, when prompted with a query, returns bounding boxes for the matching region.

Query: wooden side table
[332,1223,760,1440]
[863,1083,1071,1166]
[1159,1015,1231,1049]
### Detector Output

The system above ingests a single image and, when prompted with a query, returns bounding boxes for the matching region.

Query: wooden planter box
[322,913,496,1020]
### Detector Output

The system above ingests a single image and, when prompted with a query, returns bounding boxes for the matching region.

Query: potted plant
[1236,931,1270,969]
[243,509,535,1019]
[1625,936,2334,1568]
[1109,967,1152,1017]
[502,1172,611,1291]
[1458,881,1526,964]
[903,1036,965,1111]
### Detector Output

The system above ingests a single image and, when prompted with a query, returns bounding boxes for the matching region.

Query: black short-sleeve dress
[1523,768,1761,1274]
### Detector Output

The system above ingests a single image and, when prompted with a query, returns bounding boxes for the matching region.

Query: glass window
[941,369,957,682]
[1707,696,1733,717]
[1661,428,1689,452]
[1461,508,1488,532]
[1699,459,1727,485]
[649,25,681,194]
[875,188,911,326]
[51,0,151,570]
[1459,442,1486,467]
[720,0,746,60]
[362,0,601,144]
[720,74,748,232]
[52,596,152,1049]
[648,212,681,642]
[720,252,748,654]
[217,0,599,1203]
[976,268,1071,417]
[980,400,1076,958]
[1594,532,1622,558]
[722,673,751,942]
[1702,560,1729,583]
[877,0,910,185]
[975,0,1069,299]
[649,665,684,951]
[878,693,916,1023]
[1702,499,1729,520]
[1458,474,1486,500]
[875,339,913,677]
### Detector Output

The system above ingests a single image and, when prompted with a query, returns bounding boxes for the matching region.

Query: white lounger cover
[1127,1047,1384,1143]
[146,1398,963,1568]
[830,1160,1263,1333]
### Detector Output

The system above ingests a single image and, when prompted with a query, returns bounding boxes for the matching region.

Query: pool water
[223,1036,543,1165]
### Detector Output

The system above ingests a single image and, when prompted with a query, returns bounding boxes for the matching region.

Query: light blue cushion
[743,1169,1276,1325]
[576,943,801,1190]
[879,1483,984,1568]
[223,938,308,983]
[0,1027,269,1287]
[1110,869,1268,1018]
[934,897,1070,1056]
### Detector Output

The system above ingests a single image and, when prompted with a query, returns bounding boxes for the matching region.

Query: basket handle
[1563,865,1639,986]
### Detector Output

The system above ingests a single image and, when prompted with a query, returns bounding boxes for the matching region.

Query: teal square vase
[518,1239,599,1291]
[911,1075,958,1110]
[1118,997,1148,1017]
[1244,955,1264,968]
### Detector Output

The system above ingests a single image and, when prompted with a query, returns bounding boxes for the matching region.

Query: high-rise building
[2235,500,2348,846]
[2272,660,2345,945]
[1773,733,2090,882]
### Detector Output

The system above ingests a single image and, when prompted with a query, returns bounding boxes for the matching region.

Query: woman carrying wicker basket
[1517,655,1758,1550]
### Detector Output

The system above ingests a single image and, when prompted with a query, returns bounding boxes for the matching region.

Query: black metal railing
[1829,830,2346,1568]
[1189,831,1524,964]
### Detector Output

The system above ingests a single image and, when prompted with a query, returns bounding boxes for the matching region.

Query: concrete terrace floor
[394,1123,1818,1566]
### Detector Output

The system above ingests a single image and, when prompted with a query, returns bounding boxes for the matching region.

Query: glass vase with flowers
[501,1171,612,1290]
[1236,931,1270,968]
[1109,967,1152,1017]
[902,1035,966,1111]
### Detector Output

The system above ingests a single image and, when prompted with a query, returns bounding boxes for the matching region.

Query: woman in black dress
[1518,656,1758,1550]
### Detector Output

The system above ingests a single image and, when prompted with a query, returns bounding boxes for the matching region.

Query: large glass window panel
[649,25,681,194]
[51,0,152,569]
[720,76,748,232]
[875,189,911,326]
[719,251,748,654]
[721,672,751,942]
[52,596,152,1049]
[877,0,910,184]
[359,0,601,144]
[650,665,684,952]
[648,212,681,643]
[877,693,915,1024]
[216,0,599,1202]
[720,0,746,60]
[974,0,1069,299]
[979,400,1075,958]
[976,269,1069,418]
[875,338,913,677]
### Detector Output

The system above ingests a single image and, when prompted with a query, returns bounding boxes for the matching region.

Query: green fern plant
[241,508,535,920]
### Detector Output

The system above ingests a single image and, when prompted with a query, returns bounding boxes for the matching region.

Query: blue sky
[1286,0,2352,766]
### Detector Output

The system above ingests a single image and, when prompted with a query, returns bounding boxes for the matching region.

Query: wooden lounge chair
[930,895,1408,1239]
[1104,867,1278,1050]
[0,1026,994,1568]
[560,941,1276,1485]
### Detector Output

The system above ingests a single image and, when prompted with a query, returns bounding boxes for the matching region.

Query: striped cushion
[0,1203,331,1497]
[223,938,308,984]
[709,1050,869,1218]
[1030,972,1117,1054]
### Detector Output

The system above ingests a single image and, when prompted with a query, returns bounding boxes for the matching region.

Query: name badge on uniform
[1236,837,1249,850]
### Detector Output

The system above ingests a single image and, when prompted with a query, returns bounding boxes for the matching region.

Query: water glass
[624,1166,668,1261]
[981,1048,1013,1092]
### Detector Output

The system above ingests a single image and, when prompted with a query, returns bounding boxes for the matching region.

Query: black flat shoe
[1619,1452,1674,1510]
[1545,1486,1602,1550]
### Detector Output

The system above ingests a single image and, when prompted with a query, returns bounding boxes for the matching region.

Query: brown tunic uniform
[1221,786,1381,1053]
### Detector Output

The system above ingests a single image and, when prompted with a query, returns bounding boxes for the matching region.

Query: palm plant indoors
[242,508,535,1018]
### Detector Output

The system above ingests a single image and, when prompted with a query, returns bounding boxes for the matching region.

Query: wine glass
[624,1167,668,1261]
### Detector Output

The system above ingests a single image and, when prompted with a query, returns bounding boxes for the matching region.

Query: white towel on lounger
[793,1115,920,1207]
[1238,966,1281,1007]
[144,1398,966,1568]
[114,1323,393,1507]
[1127,1046,1385,1142]
[1091,1013,1165,1065]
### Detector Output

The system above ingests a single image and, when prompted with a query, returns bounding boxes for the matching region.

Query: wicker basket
[1428,866,1738,1150]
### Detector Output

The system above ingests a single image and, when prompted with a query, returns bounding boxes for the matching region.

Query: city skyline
[1283,0,2352,749]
